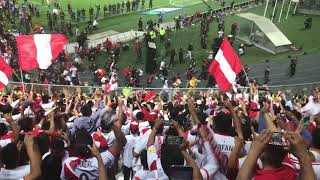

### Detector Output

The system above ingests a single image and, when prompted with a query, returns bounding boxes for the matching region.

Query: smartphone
[163,120,172,127]
[166,136,183,146]
[169,165,193,180]
[63,98,67,104]
[268,132,289,147]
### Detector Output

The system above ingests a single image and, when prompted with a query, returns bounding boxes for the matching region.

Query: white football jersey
[60,150,114,180]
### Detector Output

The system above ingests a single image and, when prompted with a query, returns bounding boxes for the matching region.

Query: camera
[166,136,183,146]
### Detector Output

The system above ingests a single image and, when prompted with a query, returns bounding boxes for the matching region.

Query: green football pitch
[18,0,243,35]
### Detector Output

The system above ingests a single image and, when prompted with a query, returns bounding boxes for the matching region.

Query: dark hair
[18,117,34,132]
[160,143,184,175]
[1,143,19,169]
[37,133,50,156]
[42,137,65,180]
[80,104,92,117]
[312,128,320,149]
[42,95,50,104]
[262,146,287,168]
[71,129,93,157]
[0,123,8,137]
[0,104,12,114]
[214,111,233,135]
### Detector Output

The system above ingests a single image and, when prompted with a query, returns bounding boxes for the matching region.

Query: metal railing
[5,81,320,101]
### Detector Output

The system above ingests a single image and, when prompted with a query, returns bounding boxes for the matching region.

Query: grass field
[17,0,243,36]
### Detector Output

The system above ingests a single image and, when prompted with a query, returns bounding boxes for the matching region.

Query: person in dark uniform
[60,10,65,21]
[149,0,153,9]
[169,48,176,67]
[89,6,94,20]
[121,1,125,14]
[96,5,100,19]
[289,56,297,77]
[138,18,143,31]
[179,48,183,64]
[103,4,107,16]
[126,0,130,12]
[131,0,135,12]
[264,66,270,84]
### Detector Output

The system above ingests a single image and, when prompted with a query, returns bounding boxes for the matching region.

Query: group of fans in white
[0,84,320,180]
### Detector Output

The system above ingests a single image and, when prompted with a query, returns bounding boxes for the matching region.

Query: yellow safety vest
[149,31,156,39]
[160,29,165,36]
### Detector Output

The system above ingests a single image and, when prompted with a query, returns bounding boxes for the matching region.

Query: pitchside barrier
[5,81,320,101]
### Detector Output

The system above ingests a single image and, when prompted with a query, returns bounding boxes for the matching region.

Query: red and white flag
[16,34,68,71]
[209,37,243,92]
[0,56,14,89]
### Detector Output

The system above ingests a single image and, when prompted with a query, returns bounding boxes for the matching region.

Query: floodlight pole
[278,0,285,22]
[264,0,269,17]
[271,0,278,21]
[285,0,292,19]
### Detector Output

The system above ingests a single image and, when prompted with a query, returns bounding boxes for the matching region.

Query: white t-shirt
[70,67,78,78]
[0,165,30,180]
[60,150,114,180]
[123,134,139,168]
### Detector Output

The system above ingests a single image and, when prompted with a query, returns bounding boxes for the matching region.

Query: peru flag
[16,34,68,71]
[0,57,13,89]
[209,37,243,92]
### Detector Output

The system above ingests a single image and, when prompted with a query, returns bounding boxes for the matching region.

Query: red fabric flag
[0,57,14,89]
[16,34,68,71]
[209,37,243,92]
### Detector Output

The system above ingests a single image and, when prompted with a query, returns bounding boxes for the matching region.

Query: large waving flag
[0,56,14,89]
[16,34,68,71]
[209,37,243,92]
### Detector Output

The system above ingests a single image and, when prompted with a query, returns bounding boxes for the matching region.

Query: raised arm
[188,99,200,125]
[108,123,127,157]
[224,99,243,139]
[236,130,272,180]
[226,136,244,179]
[284,131,316,180]
[147,119,163,147]
[6,116,19,143]
[180,140,203,180]
[24,135,42,180]
[88,144,108,180]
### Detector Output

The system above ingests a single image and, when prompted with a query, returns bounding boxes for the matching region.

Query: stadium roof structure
[236,13,292,54]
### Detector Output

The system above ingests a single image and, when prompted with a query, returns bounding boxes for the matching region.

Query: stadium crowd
[0,82,319,180]
[0,1,319,179]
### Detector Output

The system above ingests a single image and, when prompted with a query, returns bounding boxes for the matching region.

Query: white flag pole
[264,0,270,17]
[271,0,278,21]
[278,0,285,22]
[293,2,298,14]
[19,68,25,93]
[242,67,250,87]
[286,0,292,19]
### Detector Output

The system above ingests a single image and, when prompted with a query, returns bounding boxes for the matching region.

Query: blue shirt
[70,107,106,135]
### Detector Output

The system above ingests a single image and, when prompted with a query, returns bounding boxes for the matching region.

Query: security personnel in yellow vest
[159,27,166,42]
[149,30,156,42]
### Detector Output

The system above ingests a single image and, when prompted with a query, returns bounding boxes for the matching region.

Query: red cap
[148,112,158,121]
[130,120,139,134]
